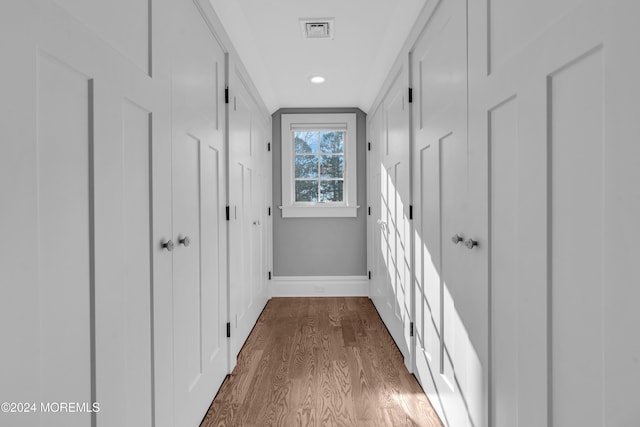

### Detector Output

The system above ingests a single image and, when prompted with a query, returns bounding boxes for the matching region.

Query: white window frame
[280,113,358,218]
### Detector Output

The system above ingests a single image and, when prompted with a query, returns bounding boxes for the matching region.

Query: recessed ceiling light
[310,76,325,84]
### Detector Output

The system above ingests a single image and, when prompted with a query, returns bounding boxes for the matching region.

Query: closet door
[0,1,169,426]
[411,0,488,426]
[227,63,270,364]
[170,1,228,425]
[468,0,640,426]
[368,103,386,317]
[369,60,414,370]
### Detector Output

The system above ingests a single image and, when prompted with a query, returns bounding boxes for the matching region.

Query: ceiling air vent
[300,18,334,39]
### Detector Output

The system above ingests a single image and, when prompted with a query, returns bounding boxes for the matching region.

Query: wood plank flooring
[201,297,443,427]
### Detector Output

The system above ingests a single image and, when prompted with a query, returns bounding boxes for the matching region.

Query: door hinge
[409,205,413,220]
[267,142,271,152]
[268,271,272,280]
[410,322,414,337]
[226,206,230,221]
[368,206,371,216]
[268,206,271,216]
[226,322,231,338]
[408,88,413,103]
[368,142,371,151]
[368,271,372,280]
[224,87,229,104]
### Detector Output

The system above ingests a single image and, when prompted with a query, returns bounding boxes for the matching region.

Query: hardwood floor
[200,297,443,427]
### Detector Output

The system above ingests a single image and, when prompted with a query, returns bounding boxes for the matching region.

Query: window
[281,113,358,217]
[294,130,345,203]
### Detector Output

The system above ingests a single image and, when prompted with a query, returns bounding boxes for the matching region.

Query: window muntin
[293,130,345,203]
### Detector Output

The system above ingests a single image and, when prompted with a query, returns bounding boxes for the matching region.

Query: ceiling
[208,0,428,113]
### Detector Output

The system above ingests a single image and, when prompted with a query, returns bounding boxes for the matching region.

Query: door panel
[229,90,252,356]
[417,143,441,353]
[602,3,640,424]
[474,0,640,425]
[413,142,446,419]
[121,100,154,427]
[228,65,270,365]
[230,161,249,327]
[201,146,224,366]
[243,164,254,314]
[488,0,582,73]
[488,96,519,427]
[251,167,265,311]
[51,0,150,74]
[550,47,604,426]
[172,134,203,406]
[37,52,93,427]
[411,0,485,426]
[369,63,413,370]
[170,1,228,425]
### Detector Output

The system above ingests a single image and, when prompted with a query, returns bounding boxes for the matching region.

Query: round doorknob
[162,239,174,252]
[252,220,260,226]
[179,236,191,247]
[451,234,464,244]
[465,238,478,249]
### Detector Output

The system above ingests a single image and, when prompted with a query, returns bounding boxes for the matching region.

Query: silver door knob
[451,234,464,244]
[162,240,174,251]
[252,220,260,226]
[465,238,478,249]
[179,236,191,247]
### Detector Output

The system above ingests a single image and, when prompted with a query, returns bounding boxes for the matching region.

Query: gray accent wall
[272,108,367,277]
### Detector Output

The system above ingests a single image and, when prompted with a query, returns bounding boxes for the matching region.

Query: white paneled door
[2,1,266,426]
[0,1,168,426]
[170,2,228,426]
[470,0,640,425]
[368,59,413,370]
[411,1,487,426]
[228,62,271,366]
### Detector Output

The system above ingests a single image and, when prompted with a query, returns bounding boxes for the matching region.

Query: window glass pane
[319,180,344,202]
[295,180,318,202]
[295,155,318,178]
[294,131,319,153]
[319,155,344,179]
[320,131,344,153]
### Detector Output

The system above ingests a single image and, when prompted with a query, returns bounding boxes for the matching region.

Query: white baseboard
[270,275,369,297]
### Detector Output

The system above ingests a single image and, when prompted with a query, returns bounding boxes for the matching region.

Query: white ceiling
[208,0,428,113]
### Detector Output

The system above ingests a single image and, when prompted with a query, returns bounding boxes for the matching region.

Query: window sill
[280,205,359,218]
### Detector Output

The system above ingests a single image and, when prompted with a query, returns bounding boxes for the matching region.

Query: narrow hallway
[3,1,639,426]
[201,298,442,426]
